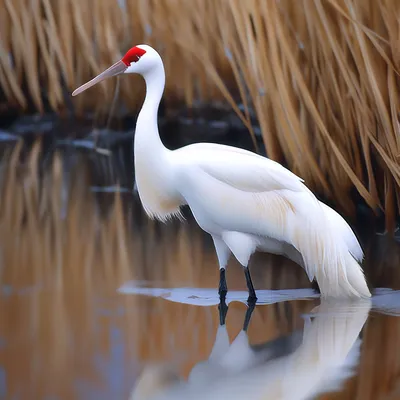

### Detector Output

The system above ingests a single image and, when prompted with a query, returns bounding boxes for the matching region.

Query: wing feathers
[174,143,305,193]
[174,143,369,298]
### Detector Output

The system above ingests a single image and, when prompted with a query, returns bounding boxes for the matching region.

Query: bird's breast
[135,158,184,221]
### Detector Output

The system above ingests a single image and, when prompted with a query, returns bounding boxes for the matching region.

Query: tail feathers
[314,252,371,299]
[320,202,364,263]
[344,256,371,298]
[287,194,371,298]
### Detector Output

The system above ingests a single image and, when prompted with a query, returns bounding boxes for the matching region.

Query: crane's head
[72,44,161,96]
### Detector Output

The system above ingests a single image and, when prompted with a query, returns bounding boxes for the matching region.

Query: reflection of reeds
[2,1,400,221]
[0,143,399,399]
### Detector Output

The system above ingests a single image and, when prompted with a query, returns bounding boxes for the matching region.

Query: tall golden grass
[2,1,400,224]
[0,142,400,399]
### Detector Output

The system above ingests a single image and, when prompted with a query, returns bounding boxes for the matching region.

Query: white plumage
[72,44,371,299]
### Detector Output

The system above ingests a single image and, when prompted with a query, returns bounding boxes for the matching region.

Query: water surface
[1,144,400,399]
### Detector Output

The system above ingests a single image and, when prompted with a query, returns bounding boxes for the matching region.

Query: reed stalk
[2,0,400,224]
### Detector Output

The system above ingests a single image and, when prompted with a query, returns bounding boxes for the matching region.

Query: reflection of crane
[187,298,302,389]
[72,44,371,301]
[128,299,371,400]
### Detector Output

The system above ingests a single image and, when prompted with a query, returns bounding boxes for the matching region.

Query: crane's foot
[218,268,228,299]
[243,299,256,332]
[244,267,258,304]
[218,296,229,326]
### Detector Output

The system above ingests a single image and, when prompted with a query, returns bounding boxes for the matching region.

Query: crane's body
[72,44,371,300]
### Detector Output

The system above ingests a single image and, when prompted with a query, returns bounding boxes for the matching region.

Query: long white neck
[133,61,183,221]
[134,62,167,157]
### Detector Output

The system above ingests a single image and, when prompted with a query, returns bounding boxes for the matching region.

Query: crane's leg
[243,300,256,331]
[222,232,257,304]
[219,269,227,297]
[244,268,257,304]
[212,236,231,299]
[219,296,229,326]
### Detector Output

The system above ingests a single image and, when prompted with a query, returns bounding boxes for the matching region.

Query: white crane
[72,44,371,301]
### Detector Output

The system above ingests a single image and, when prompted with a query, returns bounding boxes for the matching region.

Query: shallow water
[1,145,400,399]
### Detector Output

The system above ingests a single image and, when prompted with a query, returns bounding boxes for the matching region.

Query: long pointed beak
[72,60,127,96]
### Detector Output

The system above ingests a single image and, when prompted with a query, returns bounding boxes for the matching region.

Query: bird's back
[172,142,307,194]
[171,142,315,244]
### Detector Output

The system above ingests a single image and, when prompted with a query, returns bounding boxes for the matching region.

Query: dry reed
[0,142,399,398]
[2,1,400,223]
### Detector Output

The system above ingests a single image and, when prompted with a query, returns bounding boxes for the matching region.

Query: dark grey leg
[218,268,228,325]
[218,268,228,298]
[218,296,229,326]
[244,267,257,303]
[243,300,256,332]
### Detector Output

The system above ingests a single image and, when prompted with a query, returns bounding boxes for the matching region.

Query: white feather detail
[174,143,306,193]
[172,143,370,298]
